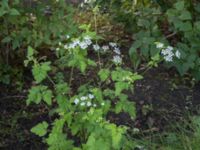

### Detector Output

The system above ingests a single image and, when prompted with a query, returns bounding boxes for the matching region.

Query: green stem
[69,66,74,88]
[47,75,56,86]
[93,7,101,70]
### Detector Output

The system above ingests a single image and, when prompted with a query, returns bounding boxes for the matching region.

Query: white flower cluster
[91,42,122,64]
[92,43,109,53]
[109,42,122,64]
[156,42,181,62]
[56,36,122,64]
[80,0,96,7]
[73,93,105,108]
[68,36,92,50]
[56,35,92,51]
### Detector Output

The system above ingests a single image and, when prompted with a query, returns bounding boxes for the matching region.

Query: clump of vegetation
[1,0,200,149]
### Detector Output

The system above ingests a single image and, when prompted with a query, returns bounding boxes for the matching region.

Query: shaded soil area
[108,66,200,132]
[1,66,200,149]
[0,85,48,150]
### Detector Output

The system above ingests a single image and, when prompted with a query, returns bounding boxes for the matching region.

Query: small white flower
[167,46,173,51]
[79,42,88,49]
[175,50,181,59]
[93,44,100,51]
[74,98,79,105]
[68,43,76,49]
[114,47,121,55]
[66,35,70,39]
[73,39,80,45]
[56,48,60,51]
[83,36,92,46]
[109,42,117,47]
[93,104,97,107]
[59,42,62,46]
[161,48,173,56]
[164,55,173,62]
[64,44,68,49]
[156,42,164,49]
[80,96,87,101]
[101,102,105,106]
[80,3,84,7]
[87,101,92,107]
[80,102,85,106]
[113,55,122,64]
[88,94,94,99]
[102,45,109,52]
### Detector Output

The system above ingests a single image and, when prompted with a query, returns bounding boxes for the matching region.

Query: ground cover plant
[1,0,200,149]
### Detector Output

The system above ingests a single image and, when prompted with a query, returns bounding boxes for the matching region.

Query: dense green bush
[0,0,76,85]
[98,0,200,80]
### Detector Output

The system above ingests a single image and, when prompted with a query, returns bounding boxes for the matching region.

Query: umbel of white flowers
[155,42,181,62]
[56,35,123,64]
[73,94,105,108]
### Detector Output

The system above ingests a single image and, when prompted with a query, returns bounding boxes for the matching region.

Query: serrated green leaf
[27,46,34,58]
[55,83,70,95]
[98,69,110,82]
[132,73,143,81]
[124,101,136,118]
[115,82,129,96]
[31,121,48,137]
[32,62,51,83]
[42,89,53,105]
[1,36,11,43]
[27,86,43,105]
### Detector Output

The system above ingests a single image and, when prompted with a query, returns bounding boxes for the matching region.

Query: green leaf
[124,101,136,118]
[32,62,51,83]
[175,1,185,11]
[195,21,200,31]
[178,22,193,31]
[115,101,123,114]
[9,8,20,15]
[98,69,110,82]
[179,11,192,20]
[80,61,87,73]
[31,121,48,137]
[42,89,53,105]
[1,36,11,43]
[0,8,7,17]
[27,86,43,105]
[55,83,70,95]
[105,124,125,149]
[27,46,34,58]
[132,73,143,81]
[129,48,141,70]
[87,59,97,67]
[115,82,129,96]
[85,133,110,150]
[46,118,74,150]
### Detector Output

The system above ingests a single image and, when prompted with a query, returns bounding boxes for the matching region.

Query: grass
[133,114,200,150]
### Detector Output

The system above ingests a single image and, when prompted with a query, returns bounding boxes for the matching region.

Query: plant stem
[69,66,74,88]
[47,75,56,86]
[93,6,101,70]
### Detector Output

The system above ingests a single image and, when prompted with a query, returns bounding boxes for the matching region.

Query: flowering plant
[25,24,142,149]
